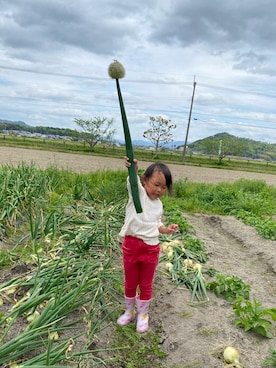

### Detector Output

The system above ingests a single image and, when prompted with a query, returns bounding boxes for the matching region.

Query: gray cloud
[0,0,154,57]
[149,0,276,48]
[233,51,276,76]
[0,0,275,143]
[2,0,275,73]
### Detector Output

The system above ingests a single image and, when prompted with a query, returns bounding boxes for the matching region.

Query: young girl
[118,158,178,333]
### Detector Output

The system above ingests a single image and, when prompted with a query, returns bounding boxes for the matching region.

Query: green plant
[162,198,192,233]
[0,197,124,367]
[173,179,276,240]
[160,238,209,304]
[162,198,208,263]
[263,348,276,367]
[113,324,166,367]
[207,274,251,301]
[234,209,276,240]
[182,233,208,263]
[233,298,276,338]
[0,250,14,267]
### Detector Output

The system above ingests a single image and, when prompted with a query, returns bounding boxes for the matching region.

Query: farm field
[0,146,276,186]
[0,146,275,367]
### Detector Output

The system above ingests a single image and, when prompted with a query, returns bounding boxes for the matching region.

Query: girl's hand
[167,224,179,233]
[159,224,179,235]
[124,157,138,170]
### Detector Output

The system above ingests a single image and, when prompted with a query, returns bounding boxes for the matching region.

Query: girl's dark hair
[143,162,173,194]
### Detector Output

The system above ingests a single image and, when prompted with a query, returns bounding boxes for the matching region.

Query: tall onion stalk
[108,60,142,213]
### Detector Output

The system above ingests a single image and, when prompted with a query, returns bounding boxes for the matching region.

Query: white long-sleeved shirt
[119,177,164,245]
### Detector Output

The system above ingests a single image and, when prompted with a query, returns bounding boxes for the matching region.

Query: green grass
[113,325,166,367]
[172,178,276,239]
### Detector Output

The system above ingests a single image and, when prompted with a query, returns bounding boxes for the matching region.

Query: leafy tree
[74,117,115,152]
[143,116,176,154]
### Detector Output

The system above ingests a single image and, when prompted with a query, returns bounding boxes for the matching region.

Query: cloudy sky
[1,0,276,144]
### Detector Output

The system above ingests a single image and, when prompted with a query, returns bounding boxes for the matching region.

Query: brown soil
[0,146,275,367]
[153,214,276,368]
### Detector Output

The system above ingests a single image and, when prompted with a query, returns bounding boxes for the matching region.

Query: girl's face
[143,170,167,200]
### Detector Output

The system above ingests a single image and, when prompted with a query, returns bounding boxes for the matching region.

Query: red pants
[122,236,160,300]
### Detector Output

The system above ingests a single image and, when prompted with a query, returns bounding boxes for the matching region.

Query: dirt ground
[0,146,276,367]
[153,214,276,368]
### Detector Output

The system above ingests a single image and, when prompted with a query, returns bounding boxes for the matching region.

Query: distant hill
[188,132,276,161]
[0,119,29,126]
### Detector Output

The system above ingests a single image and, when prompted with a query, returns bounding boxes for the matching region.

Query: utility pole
[182,76,196,162]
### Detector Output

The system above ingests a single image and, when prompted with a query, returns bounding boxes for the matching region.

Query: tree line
[1,116,176,154]
[1,118,275,161]
[0,121,78,138]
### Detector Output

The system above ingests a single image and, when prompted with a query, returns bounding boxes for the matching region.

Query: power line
[0,93,275,129]
[198,82,276,99]
[193,110,276,125]
[1,64,276,98]
[0,65,105,82]
[1,64,276,136]
[0,93,275,127]
[193,118,276,130]
[0,64,191,85]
